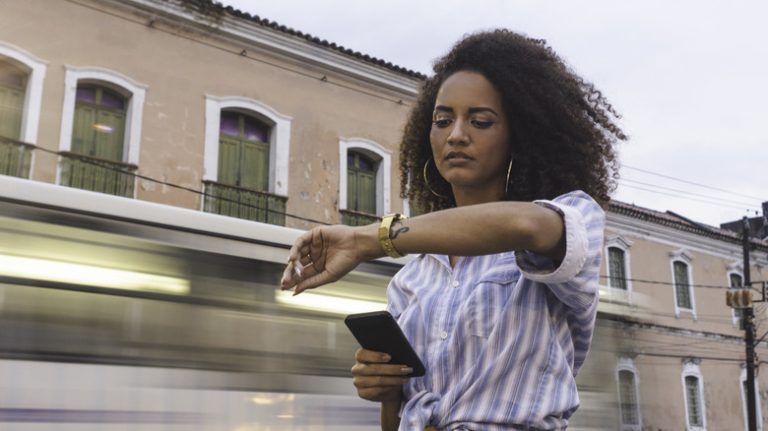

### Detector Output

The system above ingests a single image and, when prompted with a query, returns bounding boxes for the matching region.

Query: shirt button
[452,280,459,288]
[440,331,448,340]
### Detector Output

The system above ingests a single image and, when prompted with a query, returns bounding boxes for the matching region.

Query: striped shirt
[386,191,604,430]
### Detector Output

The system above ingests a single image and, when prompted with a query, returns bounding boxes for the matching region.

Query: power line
[620,178,758,208]
[623,165,764,202]
[34,146,335,227]
[619,183,760,212]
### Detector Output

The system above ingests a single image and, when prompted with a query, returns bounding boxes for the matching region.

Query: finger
[351,362,413,376]
[299,254,312,267]
[293,271,332,295]
[352,375,409,389]
[309,228,325,264]
[357,387,401,402]
[355,348,391,364]
[289,230,314,262]
[280,261,296,289]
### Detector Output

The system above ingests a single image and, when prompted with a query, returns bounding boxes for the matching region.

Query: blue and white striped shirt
[387,191,604,430]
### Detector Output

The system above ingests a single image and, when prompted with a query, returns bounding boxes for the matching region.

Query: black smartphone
[344,311,426,377]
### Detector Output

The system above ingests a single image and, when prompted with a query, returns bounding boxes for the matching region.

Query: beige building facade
[0,0,421,229]
[3,1,768,430]
[596,202,768,430]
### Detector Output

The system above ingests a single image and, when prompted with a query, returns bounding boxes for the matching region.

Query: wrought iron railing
[0,136,33,178]
[340,209,380,227]
[203,181,287,226]
[59,151,136,198]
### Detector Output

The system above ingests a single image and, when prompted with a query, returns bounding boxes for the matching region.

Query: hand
[280,224,380,295]
[351,348,411,402]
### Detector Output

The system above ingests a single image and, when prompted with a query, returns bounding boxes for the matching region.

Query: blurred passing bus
[0,175,396,430]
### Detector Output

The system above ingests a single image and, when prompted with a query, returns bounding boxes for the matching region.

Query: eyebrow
[434,105,499,116]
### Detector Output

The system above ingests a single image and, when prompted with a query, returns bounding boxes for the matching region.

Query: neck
[451,181,506,207]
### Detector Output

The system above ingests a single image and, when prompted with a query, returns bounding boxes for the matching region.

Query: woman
[281,30,624,431]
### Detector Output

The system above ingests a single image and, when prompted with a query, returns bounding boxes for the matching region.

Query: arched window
[71,84,127,161]
[0,43,46,179]
[203,96,290,226]
[217,110,270,191]
[616,358,641,430]
[58,66,146,198]
[730,270,745,325]
[682,361,706,431]
[670,249,696,318]
[338,138,391,226]
[347,150,377,215]
[0,58,27,141]
[608,246,628,290]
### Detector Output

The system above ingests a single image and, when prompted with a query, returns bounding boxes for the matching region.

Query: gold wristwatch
[378,213,407,258]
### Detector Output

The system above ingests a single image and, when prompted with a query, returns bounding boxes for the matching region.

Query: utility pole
[743,216,758,431]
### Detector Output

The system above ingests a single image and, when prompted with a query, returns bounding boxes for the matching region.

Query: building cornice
[111,0,422,97]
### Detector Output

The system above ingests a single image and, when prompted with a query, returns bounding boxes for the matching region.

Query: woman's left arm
[281,201,564,294]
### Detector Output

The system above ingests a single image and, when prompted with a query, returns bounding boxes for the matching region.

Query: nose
[447,120,469,146]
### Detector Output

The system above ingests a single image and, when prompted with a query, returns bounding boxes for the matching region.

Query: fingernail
[382,354,391,362]
[401,367,413,374]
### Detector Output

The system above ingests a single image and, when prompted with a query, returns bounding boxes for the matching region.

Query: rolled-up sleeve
[515,190,605,309]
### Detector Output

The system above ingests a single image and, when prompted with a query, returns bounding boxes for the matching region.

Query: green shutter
[347,168,358,210]
[72,104,96,155]
[358,171,376,214]
[217,136,240,185]
[93,109,125,161]
[240,140,269,191]
[0,84,23,140]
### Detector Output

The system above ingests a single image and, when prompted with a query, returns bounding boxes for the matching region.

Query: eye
[472,119,495,129]
[432,118,453,128]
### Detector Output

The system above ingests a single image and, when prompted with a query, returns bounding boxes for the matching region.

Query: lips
[445,151,473,160]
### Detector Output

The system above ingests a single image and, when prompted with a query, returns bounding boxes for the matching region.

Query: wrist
[355,223,385,261]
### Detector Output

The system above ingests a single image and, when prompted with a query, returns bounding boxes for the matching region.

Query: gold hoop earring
[423,159,447,198]
[505,158,514,196]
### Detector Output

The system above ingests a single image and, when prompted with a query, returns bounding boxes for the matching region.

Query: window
[682,362,706,430]
[740,368,763,431]
[58,67,146,197]
[338,138,391,226]
[217,110,270,191]
[670,249,696,317]
[71,85,127,161]
[347,150,377,215]
[203,96,290,225]
[616,358,641,430]
[674,261,692,309]
[0,58,27,140]
[608,247,628,290]
[0,42,47,178]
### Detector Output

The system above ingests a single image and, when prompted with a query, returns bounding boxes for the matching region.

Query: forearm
[357,201,564,260]
[381,398,401,431]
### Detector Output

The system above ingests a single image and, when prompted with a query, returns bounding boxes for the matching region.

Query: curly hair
[399,29,626,211]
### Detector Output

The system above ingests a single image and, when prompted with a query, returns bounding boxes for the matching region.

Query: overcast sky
[224,0,767,227]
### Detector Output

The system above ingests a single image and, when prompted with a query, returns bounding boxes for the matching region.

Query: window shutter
[0,84,24,140]
[217,136,240,185]
[674,261,692,309]
[685,376,703,427]
[240,140,269,191]
[618,370,639,425]
[609,247,627,290]
[358,170,376,214]
[72,104,96,155]
[93,109,125,161]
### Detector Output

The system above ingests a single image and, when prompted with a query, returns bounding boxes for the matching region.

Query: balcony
[0,136,33,178]
[340,209,379,227]
[203,180,287,226]
[59,151,136,198]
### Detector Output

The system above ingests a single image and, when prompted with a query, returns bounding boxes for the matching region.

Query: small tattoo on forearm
[390,220,410,240]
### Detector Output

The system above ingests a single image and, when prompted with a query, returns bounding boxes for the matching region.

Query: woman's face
[430,71,511,198]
